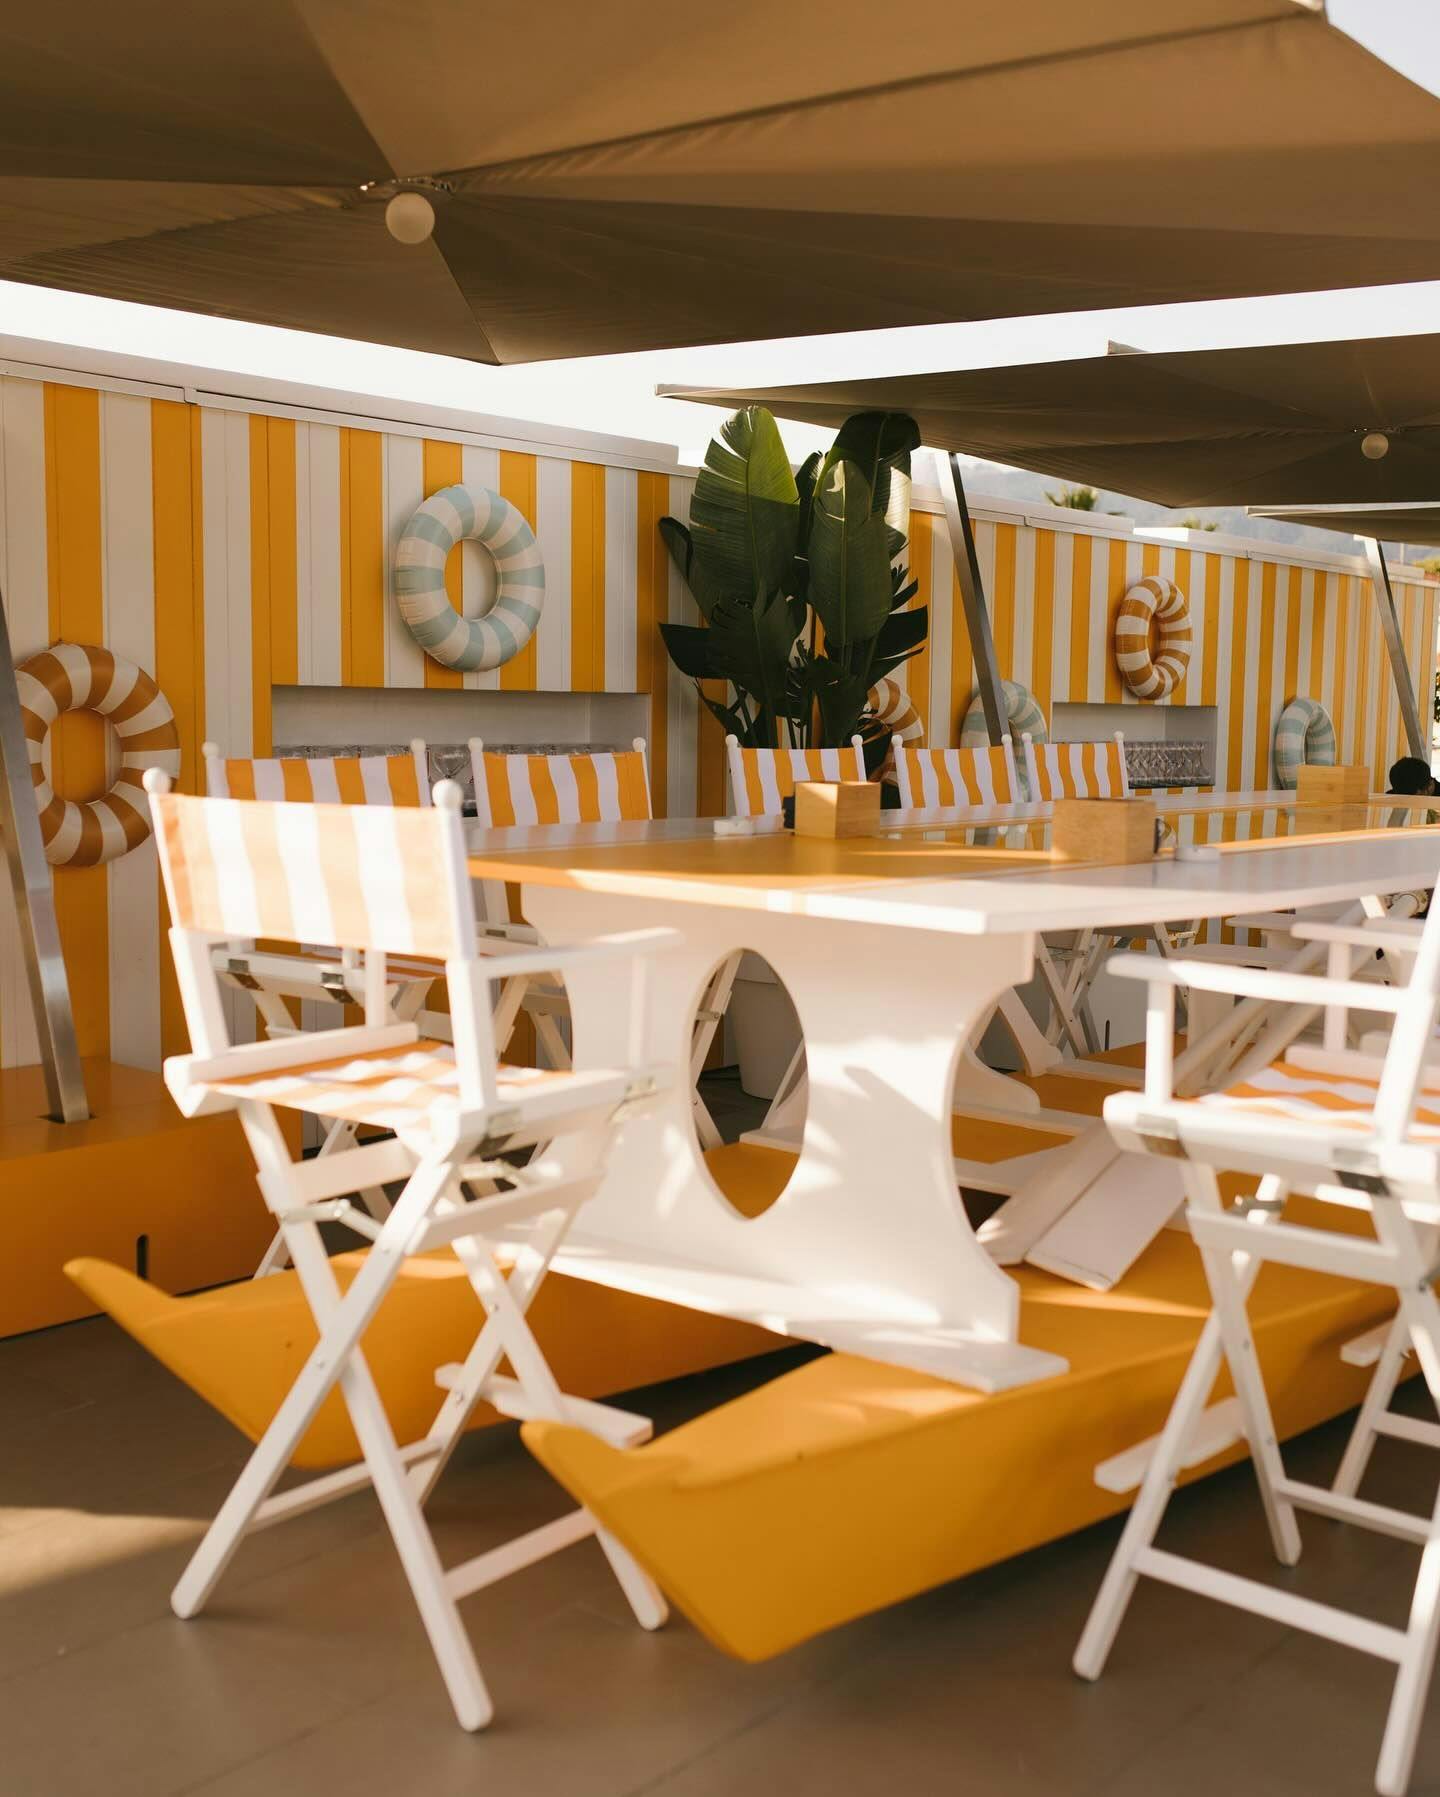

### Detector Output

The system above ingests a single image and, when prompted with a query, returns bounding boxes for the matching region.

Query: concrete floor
[8,1075,1440,1795]
[5,1304,1440,1797]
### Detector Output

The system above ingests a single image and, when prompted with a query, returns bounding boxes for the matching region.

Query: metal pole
[939,451,1006,745]
[0,589,88,1122]
[1360,537,1428,762]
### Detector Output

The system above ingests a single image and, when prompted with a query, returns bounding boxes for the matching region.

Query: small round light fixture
[385,190,436,244]
[1361,430,1391,461]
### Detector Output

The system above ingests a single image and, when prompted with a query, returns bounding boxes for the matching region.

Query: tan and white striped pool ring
[868,676,923,747]
[868,675,922,779]
[20,644,181,866]
[1114,575,1192,700]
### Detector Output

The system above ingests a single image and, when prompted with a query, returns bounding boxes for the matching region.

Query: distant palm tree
[1046,484,1100,510]
[1176,514,1220,531]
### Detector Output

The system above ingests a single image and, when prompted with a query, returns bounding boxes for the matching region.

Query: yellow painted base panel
[1,1059,271,1338]
[1013,1036,1169,1118]
[524,1185,1396,1664]
[65,1201,780,1469]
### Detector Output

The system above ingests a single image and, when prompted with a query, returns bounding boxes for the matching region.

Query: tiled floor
[5,1301,1440,1797]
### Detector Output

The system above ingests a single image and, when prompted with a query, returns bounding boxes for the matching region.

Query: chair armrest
[1289,920,1423,952]
[473,928,682,985]
[1224,911,1308,934]
[1106,951,1405,1013]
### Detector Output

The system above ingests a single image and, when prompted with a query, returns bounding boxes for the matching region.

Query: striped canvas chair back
[725,735,867,818]
[1022,733,1130,801]
[204,741,430,807]
[893,738,1019,809]
[147,774,475,963]
[468,739,652,828]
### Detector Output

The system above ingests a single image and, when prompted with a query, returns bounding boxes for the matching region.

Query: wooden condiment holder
[1051,795,1158,865]
[793,780,881,839]
[1296,762,1369,806]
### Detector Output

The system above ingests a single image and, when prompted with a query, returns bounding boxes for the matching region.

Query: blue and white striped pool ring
[1273,697,1337,790]
[394,484,545,673]
[960,681,1046,748]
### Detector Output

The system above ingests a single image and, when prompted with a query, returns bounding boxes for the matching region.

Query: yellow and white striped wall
[0,353,716,1072]
[0,341,1433,1077]
[900,493,1437,795]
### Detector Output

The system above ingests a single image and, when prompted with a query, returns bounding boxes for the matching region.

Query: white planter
[729,953,802,1099]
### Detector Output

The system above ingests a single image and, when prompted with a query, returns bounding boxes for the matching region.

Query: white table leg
[521,885,1067,1393]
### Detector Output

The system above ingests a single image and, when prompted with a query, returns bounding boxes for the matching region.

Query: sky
[2,0,1439,472]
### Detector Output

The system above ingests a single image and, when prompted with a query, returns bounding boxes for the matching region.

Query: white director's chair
[1075,895,1440,1797]
[145,768,677,1732]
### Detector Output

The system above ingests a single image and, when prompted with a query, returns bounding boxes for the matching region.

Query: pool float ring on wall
[960,681,1046,799]
[868,675,923,781]
[1114,575,1191,700]
[869,676,923,745]
[1274,696,1337,790]
[394,483,545,672]
[18,643,180,865]
[960,680,1045,748]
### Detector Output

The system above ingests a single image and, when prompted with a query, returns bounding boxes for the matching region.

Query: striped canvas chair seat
[470,738,651,827]
[1023,734,1129,801]
[1204,1058,1440,1136]
[205,743,430,807]
[894,741,1017,808]
[726,735,866,818]
[198,1039,563,1137]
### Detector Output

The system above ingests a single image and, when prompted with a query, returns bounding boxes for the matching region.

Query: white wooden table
[469,813,1440,1394]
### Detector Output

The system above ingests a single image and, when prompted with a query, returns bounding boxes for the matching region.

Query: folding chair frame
[147,771,678,1731]
[177,1096,669,1734]
[1076,921,1440,1797]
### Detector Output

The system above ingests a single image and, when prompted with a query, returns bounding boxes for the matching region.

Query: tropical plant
[658,407,926,760]
[1176,514,1220,531]
[1046,484,1101,510]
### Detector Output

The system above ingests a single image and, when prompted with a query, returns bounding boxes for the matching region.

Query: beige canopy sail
[1251,503,1440,547]
[8,2,1440,362]
[665,330,1440,753]
[663,332,1440,510]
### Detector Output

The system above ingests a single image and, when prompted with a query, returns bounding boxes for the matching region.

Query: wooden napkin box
[1052,795,1157,865]
[1296,762,1369,806]
[793,780,881,839]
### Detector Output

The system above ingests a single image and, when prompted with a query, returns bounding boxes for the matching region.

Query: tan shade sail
[8,3,1440,362]
[1249,503,1440,547]
[666,332,1440,508]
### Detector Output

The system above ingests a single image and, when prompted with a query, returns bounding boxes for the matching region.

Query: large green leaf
[658,620,714,680]
[869,604,928,681]
[826,412,920,522]
[688,407,799,600]
[790,449,822,606]
[788,648,871,748]
[701,689,762,746]
[807,460,894,651]
[709,588,800,727]
[794,450,821,541]
[658,516,725,620]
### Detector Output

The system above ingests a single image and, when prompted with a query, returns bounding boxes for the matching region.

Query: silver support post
[1361,536,1428,762]
[939,452,1006,745]
[0,590,88,1122]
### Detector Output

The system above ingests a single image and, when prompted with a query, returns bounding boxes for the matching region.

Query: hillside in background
[954,457,1440,566]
